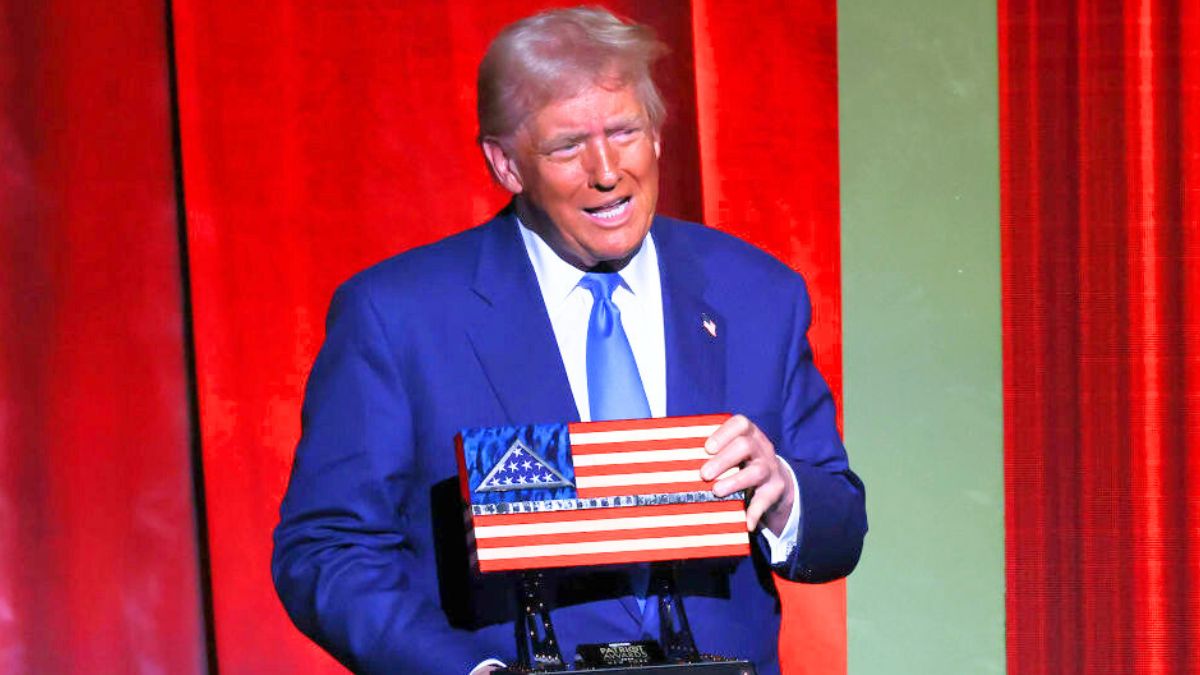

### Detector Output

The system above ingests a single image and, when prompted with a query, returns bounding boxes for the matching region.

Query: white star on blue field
[478,439,572,492]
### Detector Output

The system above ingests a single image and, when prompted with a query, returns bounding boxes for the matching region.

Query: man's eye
[549,142,581,158]
[611,127,639,140]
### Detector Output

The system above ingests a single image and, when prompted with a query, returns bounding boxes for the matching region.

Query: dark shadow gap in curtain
[164,0,219,671]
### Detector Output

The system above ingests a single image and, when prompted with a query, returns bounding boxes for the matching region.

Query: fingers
[711,458,768,497]
[700,415,754,480]
[703,414,753,455]
[700,415,792,531]
[701,414,779,494]
[700,433,753,483]
[744,471,786,531]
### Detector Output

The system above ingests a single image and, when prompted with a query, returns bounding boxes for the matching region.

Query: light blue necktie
[580,272,651,422]
[578,272,657,636]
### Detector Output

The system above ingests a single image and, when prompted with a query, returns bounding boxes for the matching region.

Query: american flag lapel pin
[701,313,717,338]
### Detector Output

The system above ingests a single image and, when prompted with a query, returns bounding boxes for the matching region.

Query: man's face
[485,82,661,269]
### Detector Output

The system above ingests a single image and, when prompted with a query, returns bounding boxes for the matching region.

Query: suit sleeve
[271,280,491,674]
[768,279,867,583]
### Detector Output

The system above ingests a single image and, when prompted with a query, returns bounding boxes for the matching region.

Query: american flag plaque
[456,414,757,674]
[456,414,752,573]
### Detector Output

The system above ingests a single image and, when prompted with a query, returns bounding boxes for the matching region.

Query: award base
[497,639,755,675]
[495,661,755,675]
[500,568,756,675]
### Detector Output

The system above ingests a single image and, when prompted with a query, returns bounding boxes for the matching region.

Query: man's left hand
[701,414,794,536]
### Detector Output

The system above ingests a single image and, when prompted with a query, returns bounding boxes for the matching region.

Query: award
[456,414,757,674]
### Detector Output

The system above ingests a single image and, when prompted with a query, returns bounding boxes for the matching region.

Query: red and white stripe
[570,415,731,498]
[471,414,750,572]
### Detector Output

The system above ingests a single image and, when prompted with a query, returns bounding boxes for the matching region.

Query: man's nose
[586,138,619,191]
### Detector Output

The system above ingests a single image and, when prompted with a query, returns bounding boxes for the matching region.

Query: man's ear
[481,138,524,194]
[651,128,662,159]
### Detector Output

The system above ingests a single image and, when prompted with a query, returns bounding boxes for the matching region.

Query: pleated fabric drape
[171,1,845,671]
[0,1,205,673]
[1,1,848,673]
[1000,1,1200,672]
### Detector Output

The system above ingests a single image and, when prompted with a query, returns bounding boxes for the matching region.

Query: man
[273,7,865,675]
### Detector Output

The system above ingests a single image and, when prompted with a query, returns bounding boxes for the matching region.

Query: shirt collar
[517,217,658,306]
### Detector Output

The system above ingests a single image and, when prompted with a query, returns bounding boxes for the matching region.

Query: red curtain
[691,2,846,672]
[0,1,205,673]
[1000,1,1200,672]
[3,1,844,672]
[170,1,845,673]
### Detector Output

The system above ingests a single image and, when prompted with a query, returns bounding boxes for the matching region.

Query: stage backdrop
[12,1,1198,674]
[1000,1,1200,672]
[170,1,847,673]
[0,2,205,673]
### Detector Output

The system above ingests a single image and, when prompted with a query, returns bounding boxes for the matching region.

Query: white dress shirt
[519,219,667,421]
[517,221,800,558]
[470,222,802,675]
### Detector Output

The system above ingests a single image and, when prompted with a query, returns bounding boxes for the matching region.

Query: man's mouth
[582,196,632,221]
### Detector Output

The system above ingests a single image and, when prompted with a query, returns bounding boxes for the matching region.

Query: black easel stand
[513,570,566,671]
[496,564,755,674]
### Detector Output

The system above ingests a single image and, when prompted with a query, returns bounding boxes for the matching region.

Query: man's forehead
[524,85,648,134]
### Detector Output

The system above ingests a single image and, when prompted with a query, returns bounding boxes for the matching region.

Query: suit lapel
[610,221,727,626]
[466,215,727,627]
[654,221,727,418]
[465,213,579,425]
[467,214,726,420]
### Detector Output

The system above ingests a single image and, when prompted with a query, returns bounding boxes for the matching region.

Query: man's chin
[581,238,647,272]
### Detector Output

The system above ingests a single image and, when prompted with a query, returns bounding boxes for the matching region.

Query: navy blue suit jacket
[272,211,866,674]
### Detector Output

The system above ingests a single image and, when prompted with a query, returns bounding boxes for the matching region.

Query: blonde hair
[477,6,668,144]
